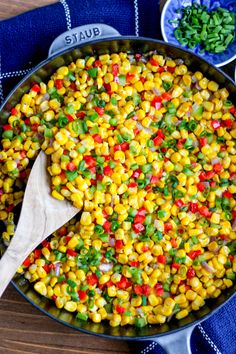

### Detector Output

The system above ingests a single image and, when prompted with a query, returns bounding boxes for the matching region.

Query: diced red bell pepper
[164,222,173,233]
[103,221,111,232]
[211,120,221,130]
[52,295,57,301]
[134,285,143,295]
[115,240,124,249]
[157,130,165,139]
[157,66,165,73]
[149,58,159,66]
[177,138,186,149]
[230,172,236,181]
[197,182,206,192]
[94,60,102,67]
[172,262,181,269]
[199,137,207,146]
[92,134,102,143]
[229,107,236,114]
[137,207,146,216]
[210,181,216,188]
[224,119,233,128]
[189,202,198,213]
[223,190,233,198]
[70,82,77,91]
[104,165,113,176]
[105,280,114,287]
[23,257,31,267]
[198,206,212,217]
[67,249,77,257]
[134,214,146,224]
[128,182,137,188]
[157,255,166,264]
[133,169,142,178]
[133,127,140,135]
[65,236,72,243]
[87,274,98,286]
[154,283,164,296]
[31,84,41,92]
[175,199,184,207]
[60,171,66,181]
[140,76,146,84]
[112,64,119,76]
[3,124,12,130]
[187,268,195,279]
[76,111,86,119]
[43,264,50,273]
[133,223,145,233]
[126,73,135,82]
[151,96,162,110]
[55,79,63,90]
[84,155,96,167]
[11,108,18,116]
[116,276,131,289]
[162,92,172,101]
[188,250,202,260]
[150,175,159,184]
[171,239,178,248]
[167,66,175,73]
[31,123,40,132]
[213,163,223,173]
[130,261,140,267]
[34,249,42,259]
[114,142,129,152]
[96,174,103,181]
[104,83,112,95]
[205,171,215,179]
[94,106,104,116]
[199,172,207,181]
[67,162,77,171]
[116,304,125,314]
[114,144,122,151]
[66,114,74,122]
[153,136,163,146]
[78,290,87,300]
[142,245,149,252]
[120,142,129,151]
[142,284,151,296]
[42,240,50,249]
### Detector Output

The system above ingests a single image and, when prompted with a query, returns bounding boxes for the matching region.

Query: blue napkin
[0,1,235,354]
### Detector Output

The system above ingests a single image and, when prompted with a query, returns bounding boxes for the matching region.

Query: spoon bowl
[0,150,79,297]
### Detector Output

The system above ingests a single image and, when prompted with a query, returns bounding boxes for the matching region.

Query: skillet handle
[48,24,120,57]
[151,325,194,354]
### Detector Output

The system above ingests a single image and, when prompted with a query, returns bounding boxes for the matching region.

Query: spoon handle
[0,218,38,297]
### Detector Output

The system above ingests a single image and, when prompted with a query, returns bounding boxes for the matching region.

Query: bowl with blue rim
[161,0,236,67]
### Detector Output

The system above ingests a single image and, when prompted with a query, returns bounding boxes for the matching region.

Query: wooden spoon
[0,150,79,297]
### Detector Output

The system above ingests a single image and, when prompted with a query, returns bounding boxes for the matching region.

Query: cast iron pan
[0,24,235,354]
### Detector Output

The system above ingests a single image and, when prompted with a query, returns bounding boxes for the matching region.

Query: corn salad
[0,52,236,328]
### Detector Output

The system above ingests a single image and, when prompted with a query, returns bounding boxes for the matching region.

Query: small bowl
[161,0,236,67]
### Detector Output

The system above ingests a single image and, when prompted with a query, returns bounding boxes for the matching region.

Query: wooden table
[0,1,235,354]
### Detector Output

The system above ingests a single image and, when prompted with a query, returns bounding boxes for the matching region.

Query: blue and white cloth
[0,1,235,353]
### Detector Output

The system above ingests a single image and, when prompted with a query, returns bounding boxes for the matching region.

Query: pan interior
[1,37,236,339]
